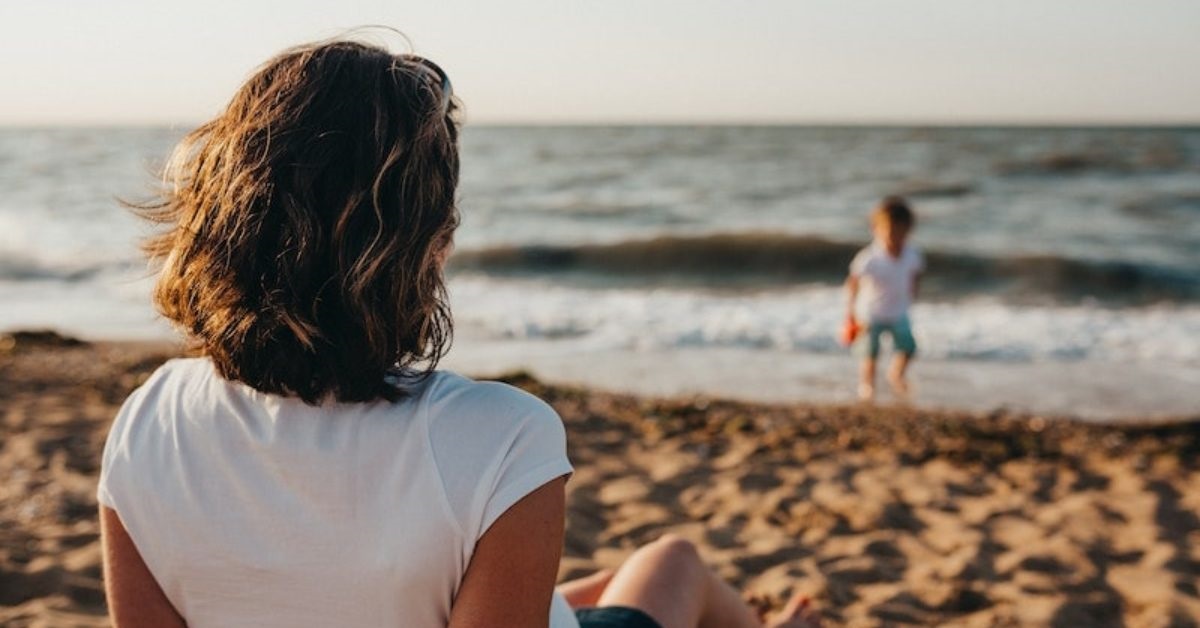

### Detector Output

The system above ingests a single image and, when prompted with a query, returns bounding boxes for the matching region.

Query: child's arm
[845,274,860,321]
[911,248,925,302]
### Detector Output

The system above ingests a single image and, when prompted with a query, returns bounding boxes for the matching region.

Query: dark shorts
[575,606,663,628]
[855,316,917,358]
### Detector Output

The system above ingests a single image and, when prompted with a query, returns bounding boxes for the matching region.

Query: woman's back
[98,36,820,628]
[99,358,575,627]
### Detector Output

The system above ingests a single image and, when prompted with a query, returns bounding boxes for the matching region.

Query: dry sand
[1,331,1198,627]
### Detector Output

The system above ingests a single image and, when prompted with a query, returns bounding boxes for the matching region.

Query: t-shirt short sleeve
[908,245,925,273]
[476,409,572,535]
[96,373,160,511]
[425,377,573,561]
[97,412,126,509]
[849,248,872,276]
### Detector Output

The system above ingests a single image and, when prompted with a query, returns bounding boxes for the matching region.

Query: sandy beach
[1,331,1198,627]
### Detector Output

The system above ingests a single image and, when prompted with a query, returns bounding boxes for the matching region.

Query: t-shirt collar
[872,239,905,259]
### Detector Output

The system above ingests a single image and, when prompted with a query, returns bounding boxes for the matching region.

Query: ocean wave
[1121,193,1200,219]
[448,277,1200,366]
[0,254,139,285]
[995,142,1192,176]
[893,181,975,198]
[448,233,1200,305]
[0,253,124,282]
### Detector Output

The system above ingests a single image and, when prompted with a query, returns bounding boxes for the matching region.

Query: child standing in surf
[844,196,924,401]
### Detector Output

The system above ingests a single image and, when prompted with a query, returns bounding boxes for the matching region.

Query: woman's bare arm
[449,476,568,628]
[100,506,187,628]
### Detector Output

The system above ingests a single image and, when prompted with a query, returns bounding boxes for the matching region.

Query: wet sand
[1,331,1198,626]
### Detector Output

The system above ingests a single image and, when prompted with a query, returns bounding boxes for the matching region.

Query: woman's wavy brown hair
[139,38,461,404]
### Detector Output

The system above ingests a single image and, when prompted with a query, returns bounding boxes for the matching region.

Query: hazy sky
[2,1,1198,125]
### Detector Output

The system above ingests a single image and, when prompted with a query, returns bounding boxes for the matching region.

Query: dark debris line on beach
[498,370,1200,467]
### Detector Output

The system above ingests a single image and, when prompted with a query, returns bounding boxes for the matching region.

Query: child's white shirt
[849,241,924,323]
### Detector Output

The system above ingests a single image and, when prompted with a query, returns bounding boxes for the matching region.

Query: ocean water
[1,126,1198,419]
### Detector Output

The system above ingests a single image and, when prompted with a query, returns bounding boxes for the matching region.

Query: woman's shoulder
[420,371,566,468]
[422,371,571,544]
[114,361,562,441]
[136,356,216,390]
[114,357,213,416]
[422,370,561,429]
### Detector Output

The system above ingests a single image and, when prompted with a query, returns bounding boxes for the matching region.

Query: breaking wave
[449,233,1200,305]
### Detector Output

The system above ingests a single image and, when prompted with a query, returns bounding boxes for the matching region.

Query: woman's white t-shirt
[98,358,579,628]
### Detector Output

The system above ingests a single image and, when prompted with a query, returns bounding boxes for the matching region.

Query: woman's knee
[638,534,704,574]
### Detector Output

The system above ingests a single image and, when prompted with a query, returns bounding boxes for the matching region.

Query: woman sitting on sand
[97,37,819,628]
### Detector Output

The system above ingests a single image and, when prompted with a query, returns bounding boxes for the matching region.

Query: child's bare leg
[887,353,912,397]
[858,358,876,401]
[556,568,615,608]
[594,535,761,628]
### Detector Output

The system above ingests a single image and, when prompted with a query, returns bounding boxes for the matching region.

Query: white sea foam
[449,276,1200,366]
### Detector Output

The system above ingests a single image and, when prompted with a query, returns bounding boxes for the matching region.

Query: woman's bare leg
[593,535,761,628]
[566,536,822,627]
[556,568,615,608]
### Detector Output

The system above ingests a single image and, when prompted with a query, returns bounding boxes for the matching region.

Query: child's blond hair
[871,196,916,229]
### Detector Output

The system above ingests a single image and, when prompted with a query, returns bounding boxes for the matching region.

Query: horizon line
[2,119,1199,130]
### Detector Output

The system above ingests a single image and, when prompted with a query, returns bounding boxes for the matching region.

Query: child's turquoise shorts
[856,316,917,358]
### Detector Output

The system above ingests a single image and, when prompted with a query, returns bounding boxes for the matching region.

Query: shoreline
[2,332,1199,625]
[5,327,1199,425]
[441,335,1200,425]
